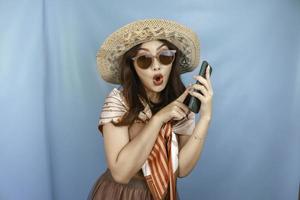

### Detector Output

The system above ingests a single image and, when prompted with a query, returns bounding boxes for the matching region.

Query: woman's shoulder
[108,86,122,97]
[105,87,129,109]
[110,86,124,98]
[97,87,128,134]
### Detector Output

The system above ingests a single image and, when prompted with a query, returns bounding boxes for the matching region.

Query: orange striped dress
[87,87,195,200]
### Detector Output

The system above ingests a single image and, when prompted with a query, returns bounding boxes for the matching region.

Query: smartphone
[186,60,213,113]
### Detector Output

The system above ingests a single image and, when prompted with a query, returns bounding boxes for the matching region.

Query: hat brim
[96,18,200,84]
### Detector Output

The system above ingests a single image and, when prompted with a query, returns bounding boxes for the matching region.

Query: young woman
[87,19,213,200]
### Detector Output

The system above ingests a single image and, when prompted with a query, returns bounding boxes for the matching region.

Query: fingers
[188,89,205,102]
[191,83,208,97]
[193,65,213,95]
[174,101,189,114]
[176,86,191,103]
[206,65,213,90]
[173,106,188,120]
[189,66,214,102]
[192,76,210,92]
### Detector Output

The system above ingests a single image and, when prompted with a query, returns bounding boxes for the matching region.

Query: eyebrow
[137,44,167,52]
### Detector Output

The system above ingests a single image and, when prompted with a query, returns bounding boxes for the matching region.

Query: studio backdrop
[0,0,299,199]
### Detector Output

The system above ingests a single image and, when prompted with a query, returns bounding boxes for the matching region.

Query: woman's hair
[112,39,191,127]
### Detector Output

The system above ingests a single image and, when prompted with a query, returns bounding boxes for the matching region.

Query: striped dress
[87,87,195,200]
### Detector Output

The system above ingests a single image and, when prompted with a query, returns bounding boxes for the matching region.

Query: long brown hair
[112,39,191,127]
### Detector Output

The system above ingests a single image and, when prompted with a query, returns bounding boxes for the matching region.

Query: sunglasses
[131,49,176,69]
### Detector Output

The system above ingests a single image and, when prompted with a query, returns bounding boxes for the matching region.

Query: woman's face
[133,40,174,101]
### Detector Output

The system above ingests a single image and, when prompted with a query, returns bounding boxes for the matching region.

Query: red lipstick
[153,74,163,86]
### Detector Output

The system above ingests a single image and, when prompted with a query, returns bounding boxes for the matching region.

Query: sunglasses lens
[136,55,152,69]
[159,51,175,65]
[134,50,175,69]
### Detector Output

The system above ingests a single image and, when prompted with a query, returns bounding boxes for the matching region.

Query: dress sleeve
[173,110,196,136]
[97,88,129,136]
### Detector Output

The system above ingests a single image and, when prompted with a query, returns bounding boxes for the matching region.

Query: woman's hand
[155,87,192,124]
[189,65,214,120]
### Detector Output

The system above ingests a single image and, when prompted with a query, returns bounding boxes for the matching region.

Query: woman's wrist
[193,116,211,141]
[151,114,164,127]
[201,115,211,123]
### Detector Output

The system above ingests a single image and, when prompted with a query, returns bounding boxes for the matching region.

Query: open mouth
[153,74,163,86]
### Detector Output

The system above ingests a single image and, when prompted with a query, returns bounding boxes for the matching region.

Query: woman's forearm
[114,115,163,183]
[178,116,211,178]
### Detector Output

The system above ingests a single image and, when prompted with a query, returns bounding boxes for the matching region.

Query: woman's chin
[144,81,166,93]
[152,83,166,91]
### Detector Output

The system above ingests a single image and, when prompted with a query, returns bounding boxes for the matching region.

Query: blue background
[0,0,299,199]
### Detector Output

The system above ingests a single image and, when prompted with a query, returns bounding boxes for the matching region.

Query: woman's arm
[103,115,163,184]
[177,65,213,178]
[178,116,211,178]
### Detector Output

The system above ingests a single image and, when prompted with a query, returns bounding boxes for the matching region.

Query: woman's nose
[151,58,161,70]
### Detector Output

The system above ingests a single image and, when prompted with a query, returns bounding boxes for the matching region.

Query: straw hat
[96,18,200,84]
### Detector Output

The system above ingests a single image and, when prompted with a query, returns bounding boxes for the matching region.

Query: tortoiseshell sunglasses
[131,49,176,69]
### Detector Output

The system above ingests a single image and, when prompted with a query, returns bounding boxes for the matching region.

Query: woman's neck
[146,91,161,103]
